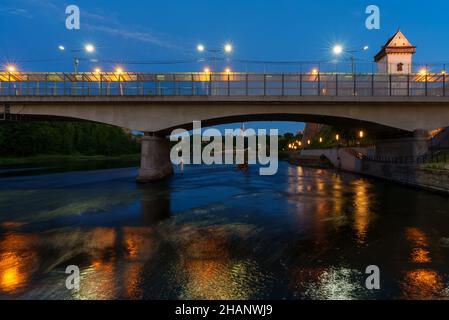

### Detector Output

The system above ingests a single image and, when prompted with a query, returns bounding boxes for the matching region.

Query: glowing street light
[7,65,16,72]
[359,130,365,139]
[419,68,428,76]
[336,134,340,141]
[94,68,102,73]
[333,45,344,55]
[225,67,232,74]
[115,67,124,74]
[85,44,95,53]
[58,43,96,73]
[307,140,311,145]
[332,44,369,74]
[196,42,234,72]
[203,67,211,73]
[311,68,319,75]
[319,137,323,143]
[197,44,205,52]
[224,43,233,53]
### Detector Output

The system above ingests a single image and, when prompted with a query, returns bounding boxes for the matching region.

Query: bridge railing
[363,152,449,165]
[0,72,448,97]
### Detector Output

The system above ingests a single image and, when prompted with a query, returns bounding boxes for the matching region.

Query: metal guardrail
[363,152,448,165]
[0,72,448,97]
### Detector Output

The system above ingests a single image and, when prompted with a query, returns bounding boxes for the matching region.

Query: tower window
[397,63,404,72]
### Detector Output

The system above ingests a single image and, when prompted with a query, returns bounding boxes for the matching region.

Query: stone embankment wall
[299,147,449,194]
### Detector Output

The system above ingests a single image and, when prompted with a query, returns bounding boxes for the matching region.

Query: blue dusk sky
[1,0,448,133]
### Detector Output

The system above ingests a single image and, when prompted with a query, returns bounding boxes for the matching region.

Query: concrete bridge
[1,72,449,182]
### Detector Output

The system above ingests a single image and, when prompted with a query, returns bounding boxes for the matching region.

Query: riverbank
[0,154,140,166]
[293,147,449,195]
[360,161,449,195]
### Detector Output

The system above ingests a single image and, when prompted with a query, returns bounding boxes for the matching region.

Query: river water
[1,161,449,300]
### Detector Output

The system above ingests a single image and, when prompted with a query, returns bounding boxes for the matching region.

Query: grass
[0,154,140,166]
[421,151,449,171]
[422,162,449,171]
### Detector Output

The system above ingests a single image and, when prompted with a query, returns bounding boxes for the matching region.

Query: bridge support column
[375,129,430,159]
[136,134,173,183]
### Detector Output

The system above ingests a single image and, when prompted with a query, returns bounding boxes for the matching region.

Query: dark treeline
[0,122,140,156]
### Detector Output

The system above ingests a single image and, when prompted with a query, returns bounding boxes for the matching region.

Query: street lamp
[196,43,233,72]
[333,45,343,55]
[197,44,205,52]
[332,44,369,74]
[419,68,428,76]
[224,43,233,53]
[59,43,96,73]
[85,44,95,53]
[7,65,16,72]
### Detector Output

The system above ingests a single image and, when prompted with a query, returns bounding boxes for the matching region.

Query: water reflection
[406,227,431,263]
[175,226,265,300]
[352,180,374,245]
[291,267,363,300]
[140,183,171,225]
[400,227,446,299]
[0,233,39,294]
[0,163,449,300]
[401,270,445,300]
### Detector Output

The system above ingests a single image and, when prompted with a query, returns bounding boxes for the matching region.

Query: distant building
[302,30,418,144]
[374,29,416,74]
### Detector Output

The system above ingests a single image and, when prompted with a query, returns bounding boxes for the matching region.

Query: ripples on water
[1,162,449,300]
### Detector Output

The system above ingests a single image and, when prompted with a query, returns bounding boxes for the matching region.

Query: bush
[0,122,140,157]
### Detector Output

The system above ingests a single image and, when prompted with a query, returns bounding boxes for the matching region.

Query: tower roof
[374,29,416,62]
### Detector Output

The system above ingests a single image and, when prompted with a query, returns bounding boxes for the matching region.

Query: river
[1,161,449,300]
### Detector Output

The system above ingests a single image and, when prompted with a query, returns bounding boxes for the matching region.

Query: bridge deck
[0,72,447,97]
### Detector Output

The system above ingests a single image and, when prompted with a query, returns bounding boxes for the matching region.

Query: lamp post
[197,43,233,72]
[333,45,369,74]
[336,133,342,170]
[59,43,95,73]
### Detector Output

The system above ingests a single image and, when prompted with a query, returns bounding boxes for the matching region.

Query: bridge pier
[136,133,173,183]
[375,129,429,159]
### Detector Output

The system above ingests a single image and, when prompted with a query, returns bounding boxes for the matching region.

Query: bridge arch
[156,113,411,138]
[5,95,449,134]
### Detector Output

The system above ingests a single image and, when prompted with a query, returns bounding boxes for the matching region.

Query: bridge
[1,71,449,182]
